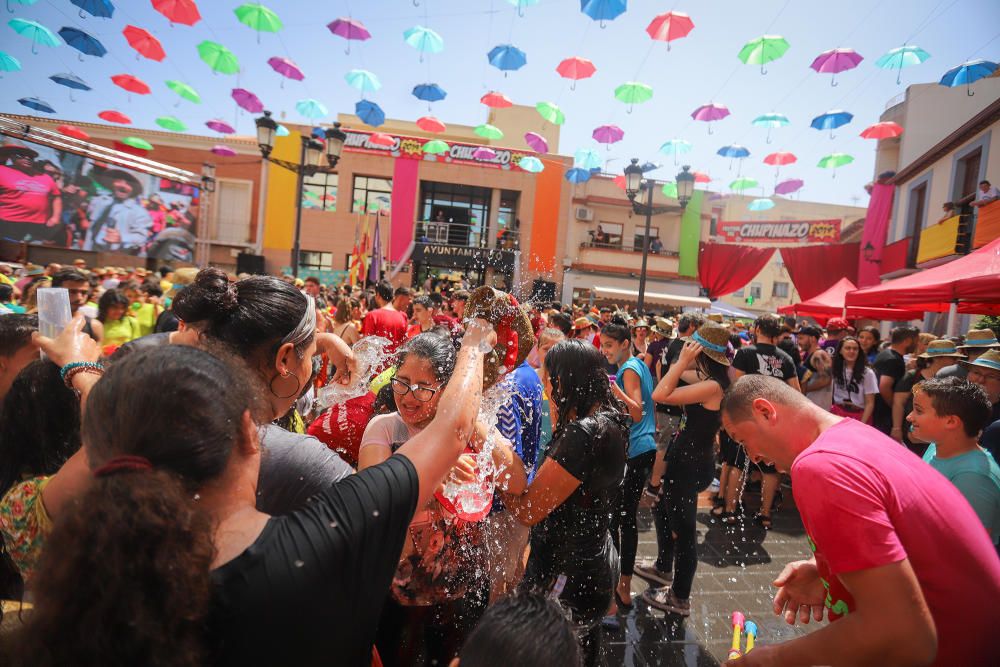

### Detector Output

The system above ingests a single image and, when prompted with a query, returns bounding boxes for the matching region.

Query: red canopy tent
[845,236,1000,315]
[778,277,923,323]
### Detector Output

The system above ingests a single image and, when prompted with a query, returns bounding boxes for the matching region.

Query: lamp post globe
[624,158,643,201]
[325,122,347,167]
[254,110,277,159]
[676,165,695,209]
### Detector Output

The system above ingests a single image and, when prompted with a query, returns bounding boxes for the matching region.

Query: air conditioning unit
[575,206,594,221]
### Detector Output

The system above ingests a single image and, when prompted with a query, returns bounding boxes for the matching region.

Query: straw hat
[917,339,966,360]
[573,316,592,331]
[653,317,673,337]
[681,320,731,366]
[961,349,1000,373]
[464,286,536,389]
[958,329,1000,350]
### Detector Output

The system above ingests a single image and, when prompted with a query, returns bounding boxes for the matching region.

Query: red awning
[845,236,1000,315]
[779,277,923,323]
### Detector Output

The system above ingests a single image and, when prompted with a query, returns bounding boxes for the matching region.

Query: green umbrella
[165,80,201,103]
[122,136,153,151]
[817,153,854,178]
[234,3,282,43]
[614,81,653,113]
[474,124,504,140]
[661,182,678,198]
[738,35,789,74]
[197,40,240,75]
[536,101,565,125]
[422,139,450,154]
[155,116,187,132]
[730,177,759,192]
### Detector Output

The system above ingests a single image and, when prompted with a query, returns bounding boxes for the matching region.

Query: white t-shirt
[832,367,878,409]
[976,185,1000,202]
[359,412,422,454]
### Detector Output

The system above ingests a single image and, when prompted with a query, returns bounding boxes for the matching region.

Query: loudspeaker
[530,278,556,302]
[236,253,266,275]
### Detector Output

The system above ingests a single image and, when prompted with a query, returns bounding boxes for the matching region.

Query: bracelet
[60,361,104,389]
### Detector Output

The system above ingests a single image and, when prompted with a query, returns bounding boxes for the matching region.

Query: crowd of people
[0,259,997,666]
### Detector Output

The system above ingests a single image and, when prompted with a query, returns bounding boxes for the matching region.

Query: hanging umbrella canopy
[764,151,797,166]
[356,99,385,127]
[345,68,380,93]
[860,121,904,140]
[59,27,105,57]
[422,139,449,154]
[646,11,694,49]
[556,56,596,88]
[327,17,370,54]
[738,35,789,74]
[748,198,774,211]
[234,3,282,39]
[18,97,55,113]
[152,0,201,26]
[123,25,165,61]
[659,182,678,198]
[939,59,998,96]
[691,103,730,133]
[413,83,447,103]
[565,167,591,183]
[70,0,114,19]
[592,124,624,145]
[155,115,186,131]
[403,25,444,60]
[206,119,236,134]
[717,144,749,158]
[481,91,512,108]
[197,40,240,74]
[166,79,200,103]
[693,171,711,184]
[0,51,21,74]
[98,109,131,124]
[369,133,394,147]
[231,87,264,112]
[121,136,153,151]
[810,48,863,86]
[519,156,544,173]
[580,0,626,27]
[275,124,289,137]
[730,177,759,192]
[416,116,446,133]
[9,19,61,53]
[506,0,540,16]
[614,81,653,112]
[50,73,90,91]
[660,138,692,155]
[58,124,89,140]
[267,56,304,81]
[112,74,150,95]
[211,145,237,156]
[574,147,601,170]
[296,99,328,119]
[876,44,930,84]
[524,132,548,153]
[473,146,497,160]
[6,0,38,11]
[474,124,504,140]
[487,44,526,73]
[536,101,565,125]
[774,178,804,195]
[751,112,789,143]
[817,153,854,173]
[811,109,853,137]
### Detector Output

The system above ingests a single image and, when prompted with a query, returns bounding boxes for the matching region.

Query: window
[303,172,337,212]
[352,176,392,214]
[633,226,660,252]
[212,179,252,244]
[749,282,762,299]
[772,281,789,298]
[731,288,745,298]
[906,180,928,266]
[954,147,982,202]
[419,181,492,248]
[592,222,623,248]
[299,251,333,272]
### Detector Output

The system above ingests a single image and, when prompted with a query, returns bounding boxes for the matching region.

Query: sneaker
[642,587,691,616]
[633,564,673,587]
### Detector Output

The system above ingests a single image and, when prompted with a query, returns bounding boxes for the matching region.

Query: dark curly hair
[833,336,868,395]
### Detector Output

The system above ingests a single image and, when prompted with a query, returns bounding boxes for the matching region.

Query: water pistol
[744,620,758,654]
[728,611,745,659]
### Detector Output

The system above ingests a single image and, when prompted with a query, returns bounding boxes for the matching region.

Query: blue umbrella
[810,109,853,138]
[18,96,55,113]
[718,144,750,174]
[939,59,998,96]
[565,167,592,183]
[70,0,114,19]
[412,83,446,107]
[356,99,385,127]
[49,72,90,100]
[580,0,626,28]
[58,26,106,59]
[487,44,526,76]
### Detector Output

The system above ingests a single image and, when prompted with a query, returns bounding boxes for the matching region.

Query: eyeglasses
[390,376,441,402]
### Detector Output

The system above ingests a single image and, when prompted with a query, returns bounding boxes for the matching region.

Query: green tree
[974,315,1000,339]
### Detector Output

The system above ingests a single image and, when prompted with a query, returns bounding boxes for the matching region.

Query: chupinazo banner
[716,219,841,244]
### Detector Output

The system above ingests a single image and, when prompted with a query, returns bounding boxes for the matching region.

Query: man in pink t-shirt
[720,375,1000,667]
[0,144,61,242]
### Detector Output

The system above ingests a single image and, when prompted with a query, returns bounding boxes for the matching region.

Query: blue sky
[2,0,998,206]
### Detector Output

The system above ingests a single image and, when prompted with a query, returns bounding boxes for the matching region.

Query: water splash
[316,336,393,408]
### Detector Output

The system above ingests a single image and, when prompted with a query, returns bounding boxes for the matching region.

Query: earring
[269,372,301,399]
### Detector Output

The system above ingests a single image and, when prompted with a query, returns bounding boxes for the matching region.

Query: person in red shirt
[361,280,408,353]
[721,375,1000,667]
[406,295,435,339]
[0,143,61,243]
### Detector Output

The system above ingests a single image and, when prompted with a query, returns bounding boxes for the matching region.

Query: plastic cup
[36,287,73,343]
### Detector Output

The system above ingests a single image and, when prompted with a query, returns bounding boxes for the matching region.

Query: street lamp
[254,110,348,277]
[862,241,880,263]
[624,158,696,314]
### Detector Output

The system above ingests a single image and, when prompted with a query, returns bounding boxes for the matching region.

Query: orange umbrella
[480,91,513,108]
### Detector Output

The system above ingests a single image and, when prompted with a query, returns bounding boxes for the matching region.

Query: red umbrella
[98,110,131,124]
[152,0,201,27]
[480,91,512,108]
[369,132,394,147]
[860,121,904,140]
[646,11,694,50]
[763,151,797,166]
[416,115,446,133]
[556,56,596,89]
[58,124,90,141]
[112,74,151,95]
[612,175,626,190]
[693,171,711,183]
[122,25,165,62]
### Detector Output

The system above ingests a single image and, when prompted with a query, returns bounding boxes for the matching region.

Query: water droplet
[329,521,338,528]
[294,559,305,568]
[193,493,201,501]
[372,509,380,517]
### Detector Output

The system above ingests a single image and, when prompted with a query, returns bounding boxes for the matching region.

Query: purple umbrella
[211,144,237,157]
[524,131,549,153]
[691,103,730,134]
[810,48,863,86]
[327,17,371,54]
[593,124,624,147]
[774,178,804,195]
[231,88,264,113]
[268,56,304,87]
[206,119,236,134]
[472,147,497,160]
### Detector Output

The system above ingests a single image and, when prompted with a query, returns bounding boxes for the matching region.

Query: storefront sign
[716,219,841,244]
[412,242,516,273]
[343,130,533,173]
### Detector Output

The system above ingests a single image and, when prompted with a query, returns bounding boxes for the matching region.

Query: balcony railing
[579,241,680,257]
[414,220,520,250]
[973,200,1000,248]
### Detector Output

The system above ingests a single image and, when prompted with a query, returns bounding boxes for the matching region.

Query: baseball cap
[826,317,849,332]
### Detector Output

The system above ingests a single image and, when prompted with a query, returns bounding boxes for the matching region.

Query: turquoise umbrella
[574,147,601,170]
[506,0,540,17]
[0,51,21,76]
[659,138,691,165]
[8,18,61,54]
[345,68,380,94]
[519,156,544,173]
[751,112,790,144]
[876,45,930,84]
[403,25,443,62]
[748,198,775,211]
[296,98,328,119]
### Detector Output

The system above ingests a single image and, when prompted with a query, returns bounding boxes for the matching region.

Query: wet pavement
[604,480,820,666]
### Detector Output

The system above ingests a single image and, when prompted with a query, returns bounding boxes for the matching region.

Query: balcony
[880,238,913,278]
[414,220,519,250]
[973,200,1000,249]
[572,242,682,278]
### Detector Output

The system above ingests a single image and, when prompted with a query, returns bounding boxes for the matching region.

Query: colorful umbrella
[487,44,526,75]
[659,138,691,165]
[0,51,21,75]
[518,156,544,173]
[574,148,601,170]
[481,91,512,108]
[774,178,804,195]
[614,81,653,113]
[5,0,38,12]
[231,88,263,113]
[417,116,446,133]
[817,153,854,177]
[738,35,789,74]
[152,0,201,26]
[211,145,237,156]
[345,68,380,93]
[763,151,796,166]
[536,101,565,125]
[123,25,165,62]
[524,132,548,153]
[748,198,774,211]
[122,136,153,151]
[155,116,186,131]
[860,121,904,140]
[422,139,449,155]
[506,0,540,18]
[751,112,789,144]
[592,124,624,147]
[693,171,711,184]
[403,25,443,62]
[413,83,447,105]
[646,11,694,50]
[556,56,596,90]
[206,119,236,134]
[197,40,239,74]
[327,17,370,54]
[70,0,114,19]
[810,109,853,138]
[691,103,730,134]
[356,99,385,127]
[939,59,998,97]
[98,109,131,124]
[18,97,55,113]
[267,56,303,85]
[369,133,394,147]
[810,48,863,86]
[58,27,105,58]
[661,181,678,198]
[49,73,90,101]
[565,167,591,183]
[112,74,151,95]
[234,3,282,43]
[580,0,626,28]
[8,18,61,54]
[166,79,200,103]
[717,144,749,158]
[730,177,759,192]
[612,175,626,190]
[58,124,89,141]
[474,124,504,140]
[876,45,930,84]
[275,124,289,137]
[294,99,327,119]
[473,147,497,160]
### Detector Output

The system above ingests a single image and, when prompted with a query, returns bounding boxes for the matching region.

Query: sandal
[614,588,633,611]
[710,505,726,517]
[754,512,772,530]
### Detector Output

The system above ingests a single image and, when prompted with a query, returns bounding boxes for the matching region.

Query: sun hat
[917,339,966,360]
[961,349,1000,373]
[681,320,731,366]
[957,329,1000,350]
[826,317,849,332]
[573,316,592,331]
[653,317,673,337]
[465,286,536,389]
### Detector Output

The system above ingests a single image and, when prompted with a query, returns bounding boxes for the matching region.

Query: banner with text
[716,219,841,244]
[343,130,535,173]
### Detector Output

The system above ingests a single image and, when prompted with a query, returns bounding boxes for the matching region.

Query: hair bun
[192,268,239,315]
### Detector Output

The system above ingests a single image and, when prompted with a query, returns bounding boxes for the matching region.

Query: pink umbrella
[646,11,694,50]
[268,56,304,87]
[593,124,624,147]
[211,145,237,157]
[556,56,596,90]
[860,121,903,139]
[231,88,264,113]
[524,131,548,153]
[206,119,235,134]
[416,115,446,133]
[327,17,371,54]
[481,91,512,108]
[369,132,394,146]
[810,48,863,86]
[774,178,804,195]
[691,103,730,134]
[763,151,797,166]
[473,147,497,160]
[693,171,711,184]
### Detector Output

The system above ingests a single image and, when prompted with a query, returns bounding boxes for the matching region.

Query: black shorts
[719,431,747,467]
